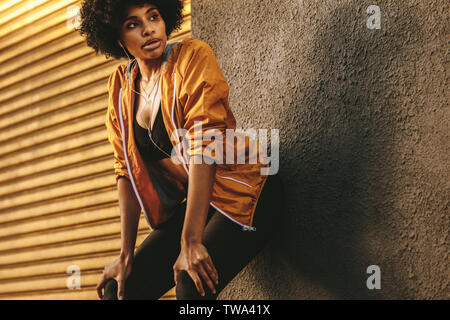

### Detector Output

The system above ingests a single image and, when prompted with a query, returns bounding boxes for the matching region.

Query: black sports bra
[132,72,187,223]
[133,83,173,162]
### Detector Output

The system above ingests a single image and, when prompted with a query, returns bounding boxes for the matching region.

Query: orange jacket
[105,37,269,231]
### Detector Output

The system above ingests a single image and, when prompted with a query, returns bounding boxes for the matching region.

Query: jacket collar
[124,41,180,87]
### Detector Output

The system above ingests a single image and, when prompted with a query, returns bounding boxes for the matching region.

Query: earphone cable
[119,44,172,158]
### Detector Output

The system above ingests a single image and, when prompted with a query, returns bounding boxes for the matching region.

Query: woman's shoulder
[178,37,216,58]
[180,37,210,49]
[107,62,130,92]
[175,38,219,75]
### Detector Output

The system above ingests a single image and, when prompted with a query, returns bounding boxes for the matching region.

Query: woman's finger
[187,270,205,297]
[117,278,125,300]
[96,274,106,300]
[197,263,216,295]
[173,268,178,285]
[203,258,218,286]
[206,256,219,284]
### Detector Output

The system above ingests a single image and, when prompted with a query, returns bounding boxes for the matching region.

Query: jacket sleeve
[105,68,130,183]
[178,40,236,164]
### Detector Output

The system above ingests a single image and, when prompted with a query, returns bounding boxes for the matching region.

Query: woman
[79,0,285,300]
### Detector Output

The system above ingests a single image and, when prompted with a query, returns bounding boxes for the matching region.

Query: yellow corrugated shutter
[0,0,191,300]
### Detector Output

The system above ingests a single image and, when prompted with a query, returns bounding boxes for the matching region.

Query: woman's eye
[125,14,158,28]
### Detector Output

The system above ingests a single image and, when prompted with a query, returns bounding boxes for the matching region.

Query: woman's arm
[117,176,141,259]
[181,157,216,245]
[173,156,219,296]
[173,40,231,296]
[96,177,140,299]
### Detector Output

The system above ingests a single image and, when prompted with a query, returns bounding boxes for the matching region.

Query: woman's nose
[142,19,154,36]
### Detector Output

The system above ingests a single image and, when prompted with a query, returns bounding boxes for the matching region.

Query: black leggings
[102,173,285,300]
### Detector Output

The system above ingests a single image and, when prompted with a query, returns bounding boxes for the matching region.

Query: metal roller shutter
[0,0,191,300]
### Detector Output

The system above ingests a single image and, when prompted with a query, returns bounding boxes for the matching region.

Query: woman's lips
[142,40,160,51]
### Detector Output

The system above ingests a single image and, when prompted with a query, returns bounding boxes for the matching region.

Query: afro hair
[78,0,184,59]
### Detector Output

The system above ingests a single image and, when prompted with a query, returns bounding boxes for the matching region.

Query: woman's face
[118,3,167,60]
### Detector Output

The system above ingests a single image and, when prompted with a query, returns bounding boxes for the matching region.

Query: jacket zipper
[117,88,153,230]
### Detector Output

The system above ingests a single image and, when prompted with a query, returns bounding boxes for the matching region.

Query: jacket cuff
[115,171,130,183]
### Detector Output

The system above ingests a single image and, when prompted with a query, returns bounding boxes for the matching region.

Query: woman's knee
[175,270,215,300]
[102,278,118,300]
[176,270,198,299]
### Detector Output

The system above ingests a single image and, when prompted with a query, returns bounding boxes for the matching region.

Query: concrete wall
[191,0,448,299]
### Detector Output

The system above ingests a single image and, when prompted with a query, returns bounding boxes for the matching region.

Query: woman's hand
[96,254,133,300]
[173,242,219,296]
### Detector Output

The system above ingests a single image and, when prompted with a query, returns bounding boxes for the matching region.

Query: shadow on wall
[267,2,423,299]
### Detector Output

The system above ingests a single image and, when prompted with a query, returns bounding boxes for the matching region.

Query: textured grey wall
[191,0,449,299]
